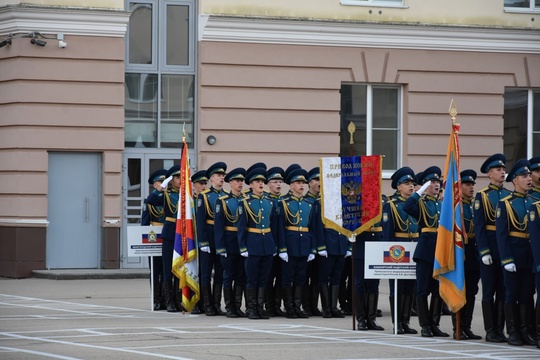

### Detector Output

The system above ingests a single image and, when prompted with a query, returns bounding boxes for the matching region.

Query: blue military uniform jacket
[473,184,511,261]
[146,188,178,240]
[214,193,244,255]
[496,191,533,269]
[237,193,278,256]
[196,186,226,250]
[529,186,540,202]
[527,201,540,273]
[462,197,480,271]
[382,195,419,242]
[277,195,318,257]
[354,195,386,259]
[403,193,440,263]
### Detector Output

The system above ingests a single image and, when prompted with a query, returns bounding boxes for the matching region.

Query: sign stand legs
[150,256,154,311]
[394,279,398,334]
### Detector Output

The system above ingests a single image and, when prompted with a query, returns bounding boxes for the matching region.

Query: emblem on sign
[341,180,362,204]
[148,230,158,243]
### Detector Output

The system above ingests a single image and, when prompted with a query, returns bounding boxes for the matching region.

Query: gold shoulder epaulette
[222,189,230,194]
[479,186,489,193]
[201,189,210,194]
[501,194,512,202]
[218,194,229,200]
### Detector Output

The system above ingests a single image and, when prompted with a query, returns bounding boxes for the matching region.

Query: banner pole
[348,121,357,331]
[150,256,154,311]
[394,280,398,334]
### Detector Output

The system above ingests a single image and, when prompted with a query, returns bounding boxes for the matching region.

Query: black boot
[258,288,269,319]
[234,285,246,317]
[274,287,286,317]
[367,293,384,330]
[246,287,259,320]
[536,305,540,349]
[202,285,215,316]
[283,286,297,318]
[173,277,185,312]
[417,297,433,337]
[389,296,404,334]
[430,296,449,337]
[355,293,368,331]
[482,300,503,342]
[224,286,238,318]
[462,298,481,340]
[339,281,352,315]
[330,285,345,318]
[302,284,311,316]
[519,303,536,346]
[319,284,332,318]
[311,283,323,316]
[153,281,164,311]
[294,285,309,318]
[402,294,418,334]
[496,299,508,342]
[505,303,523,346]
[163,280,177,313]
[213,283,226,315]
[264,286,276,317]
[451,312,469,340]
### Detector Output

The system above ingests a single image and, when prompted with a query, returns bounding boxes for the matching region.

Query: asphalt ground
[1,277,539,360]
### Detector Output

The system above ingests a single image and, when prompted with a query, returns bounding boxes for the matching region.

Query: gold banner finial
[449,99,458,123]
[182,123,186,142]
[347,121,356,145]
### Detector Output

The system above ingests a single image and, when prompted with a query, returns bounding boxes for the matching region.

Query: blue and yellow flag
[172,139,200,312]
[433,122,466,313]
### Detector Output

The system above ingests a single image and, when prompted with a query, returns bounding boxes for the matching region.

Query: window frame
[504,0,540,13]
[159,0,196,72]
[126,0,158,71]
[341,83,403,178]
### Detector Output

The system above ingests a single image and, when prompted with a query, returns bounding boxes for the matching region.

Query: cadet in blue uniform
[474,153,511,342]
[496,159,535,346]
[453,170,482,340]
[403,166,449,337]
[304,167,323,317]
[278,168,318,318]
[264,166,286,316]
[527,197,540,349]
[382,166,418,334]
[528,157,540,201]
[214,167,247,318]
[145,165,181,313]
[237,167,279,319]
[353,196,386,331]
[190,169,207,315]
[318,182,351,319]
[142,169,167,311]
[196,162,227,316]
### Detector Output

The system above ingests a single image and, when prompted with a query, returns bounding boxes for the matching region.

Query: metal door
[47,152,102,268]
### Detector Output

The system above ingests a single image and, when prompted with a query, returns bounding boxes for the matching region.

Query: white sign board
[364,241,417,279]
[127,225,163,257]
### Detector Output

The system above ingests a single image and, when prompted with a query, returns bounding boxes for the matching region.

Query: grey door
[47,152,102,268]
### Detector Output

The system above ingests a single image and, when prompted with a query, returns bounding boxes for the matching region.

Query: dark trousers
[503,268,535,304]
[479,262,505,302]
[200,250,224,287]
[221,253,246,288]
[161,237,174,282]
[415,260,438,298]
[281,255,309,287]
[389,279,415,297]
[150,256,163,284]
[245,255,273,288]
[536,273,540,308]
[318,255,345,286]
[354,257,379,295]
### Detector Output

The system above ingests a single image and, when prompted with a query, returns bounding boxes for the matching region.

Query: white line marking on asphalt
[0,346,82,359]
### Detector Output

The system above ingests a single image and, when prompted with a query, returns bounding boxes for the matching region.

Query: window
[125,0,196,149]
[340,84,401,175]
[503,88,540,168]
[341,0,405,8]
[504,0,540,10]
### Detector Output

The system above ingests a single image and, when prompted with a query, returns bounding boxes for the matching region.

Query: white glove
[504,263,516,272]
[307,254,315,262]
[481,254,493,265]
[416,180,431,196]
[241,252,248,258]
[160,176,173,189]
[279,252,288,262]
[200,246,210,253]
[345,251,352,258]
[219,252,227,257]
[318,250,328,258]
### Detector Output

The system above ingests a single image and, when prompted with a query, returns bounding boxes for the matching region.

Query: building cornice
[200,15,540,54]
[0,5,130,37]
